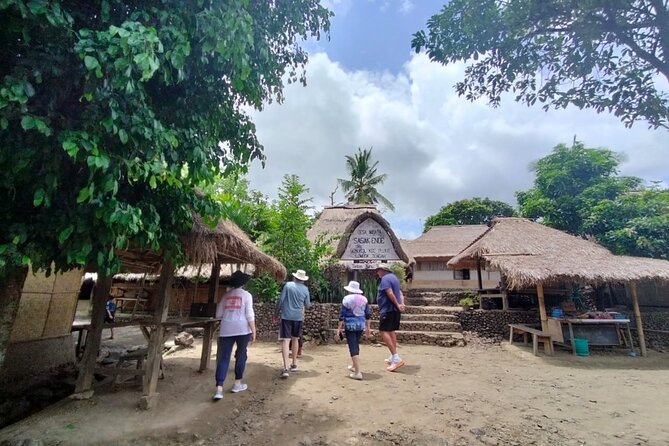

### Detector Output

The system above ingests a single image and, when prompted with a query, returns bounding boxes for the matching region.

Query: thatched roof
[113,264,255,284]
[403,225,488,259]
[307,204,411,264]
[448,217,669,289]
[116,214,286,281]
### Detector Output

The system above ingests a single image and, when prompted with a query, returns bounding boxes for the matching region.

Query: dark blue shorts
[279,319,303,339]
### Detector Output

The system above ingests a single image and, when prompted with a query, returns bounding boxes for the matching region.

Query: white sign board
[340,218,401,261]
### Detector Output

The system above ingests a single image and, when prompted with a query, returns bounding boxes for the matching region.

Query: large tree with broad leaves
[412,0,669,129]
[0,0,330,369]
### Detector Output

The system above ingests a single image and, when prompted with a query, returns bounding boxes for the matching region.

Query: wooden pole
[536,282,548,332]
[140,260,175,409]
[73,274,112,397]
[476,258,483,290]
[629,281,647,357]
[208,259,221,305]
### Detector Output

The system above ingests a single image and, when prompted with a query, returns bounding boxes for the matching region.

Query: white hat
[343,280,363,294]
[374,263,393,272]
[292,269,309,281]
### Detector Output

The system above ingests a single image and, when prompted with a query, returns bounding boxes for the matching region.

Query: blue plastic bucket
[574,338,589,356]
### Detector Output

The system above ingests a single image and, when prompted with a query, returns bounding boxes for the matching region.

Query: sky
[246,0,669,240]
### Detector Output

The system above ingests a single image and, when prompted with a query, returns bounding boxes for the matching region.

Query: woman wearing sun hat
[337,280,372,380]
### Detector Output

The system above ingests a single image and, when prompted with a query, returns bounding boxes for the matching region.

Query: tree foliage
[516,142,641,235]
[258,174,333,300]
[423,197,516,232]
[0,0,331,276]
[337,147,395,211]
[412,0,669,129]
[517,142,668,258]
[211,175,271,242]
[584,186,669,259]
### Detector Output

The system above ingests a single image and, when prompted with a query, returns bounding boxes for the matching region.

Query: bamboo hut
[75,215,285,409]
[448,217,669,356]
[401,225,491,289]
[307,204,411,284]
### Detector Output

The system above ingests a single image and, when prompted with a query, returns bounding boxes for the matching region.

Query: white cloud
[247,52,669,238]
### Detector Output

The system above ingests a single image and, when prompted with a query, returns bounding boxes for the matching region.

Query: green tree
[584,186,669,259]
[516,142,641,235]
[412,0,669,129]
[337,147,395,211]
[0,1,331,368]
[258,175,333,300]
[211,175,271,242]
[424,197,516,232]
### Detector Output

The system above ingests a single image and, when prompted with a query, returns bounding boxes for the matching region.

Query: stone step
[330,329,465,347]
[332,319,462,332]
[407,296,461,307]
[401,313,458,322]
[402,305,462,315]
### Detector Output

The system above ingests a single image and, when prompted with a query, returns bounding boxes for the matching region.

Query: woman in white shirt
[213,271,256,401]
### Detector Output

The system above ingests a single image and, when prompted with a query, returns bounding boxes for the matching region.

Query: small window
[454,269,471,280]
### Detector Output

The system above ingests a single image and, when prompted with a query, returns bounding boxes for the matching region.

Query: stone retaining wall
[636,311,669,351]
[458,310,539,339]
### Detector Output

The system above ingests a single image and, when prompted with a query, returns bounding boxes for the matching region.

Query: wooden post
[536,282,548,332]
[199,321,215,372]
[140,260,174,409]
[476,259,483,290]
[73,274,112,397]
[208,259,221,305]
[629,281,647,357]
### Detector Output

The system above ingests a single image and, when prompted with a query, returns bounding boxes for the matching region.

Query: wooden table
[546,318,633,355]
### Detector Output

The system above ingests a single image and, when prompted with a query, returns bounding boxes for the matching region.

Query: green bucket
[574,338,589,356]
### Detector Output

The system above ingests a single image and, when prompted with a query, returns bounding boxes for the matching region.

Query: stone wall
[253,302,337,343]
[636,311,669,351]
[458,310,539,339]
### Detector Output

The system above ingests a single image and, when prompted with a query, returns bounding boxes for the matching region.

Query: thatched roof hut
[307,204,410,267]
[402,225,488,260]
[116,214,285,281]
[448,217,669,290]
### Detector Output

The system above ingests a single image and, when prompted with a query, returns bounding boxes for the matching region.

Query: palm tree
[337,147,395,211]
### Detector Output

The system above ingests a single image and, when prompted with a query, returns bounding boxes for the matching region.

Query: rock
[174,331,194,347]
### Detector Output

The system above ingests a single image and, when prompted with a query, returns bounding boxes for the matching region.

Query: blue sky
[247,0,669,240]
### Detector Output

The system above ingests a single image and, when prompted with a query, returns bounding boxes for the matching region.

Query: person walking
[375,264,406,372]
[104,295,117,339]
[336,281,371,380]
[276,269,311,378]
[213,271,256,401]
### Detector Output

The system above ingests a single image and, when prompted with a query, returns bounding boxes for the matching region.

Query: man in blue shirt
[276,269,311,378]
[375,264,406,371]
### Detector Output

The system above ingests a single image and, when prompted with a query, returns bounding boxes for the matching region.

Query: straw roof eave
[447,218,669,290]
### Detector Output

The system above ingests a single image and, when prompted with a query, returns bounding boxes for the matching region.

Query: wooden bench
[509,324,554,356]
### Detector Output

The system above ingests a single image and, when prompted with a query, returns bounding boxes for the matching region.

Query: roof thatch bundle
[113,264,254,284]
[448,217,669,289]
[115,214,286,281]
[402,225,488,259]
[181,214,286,281]
[307,204,410,264]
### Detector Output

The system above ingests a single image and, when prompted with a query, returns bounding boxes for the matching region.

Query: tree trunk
[0,266,29,373]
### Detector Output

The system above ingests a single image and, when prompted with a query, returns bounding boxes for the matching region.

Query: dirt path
[1,331,669,446]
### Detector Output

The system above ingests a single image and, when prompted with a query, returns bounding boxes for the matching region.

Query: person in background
[276,269,311,378]
[213,271,256,401]
[104,295,116,339]
[337,280,371,380]
[375,264,406,372]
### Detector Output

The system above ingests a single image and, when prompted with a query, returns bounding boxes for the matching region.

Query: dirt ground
[1,328,669,446]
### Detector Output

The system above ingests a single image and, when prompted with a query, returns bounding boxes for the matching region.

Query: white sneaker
[347,365,356,372]
[231,383,248,393]
[349,372,363,380]
[212,390,224,401]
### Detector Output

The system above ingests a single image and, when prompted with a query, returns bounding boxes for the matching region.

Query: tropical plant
[412,0,669,129]
[337,147,395,211]
[424,197,516,232]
